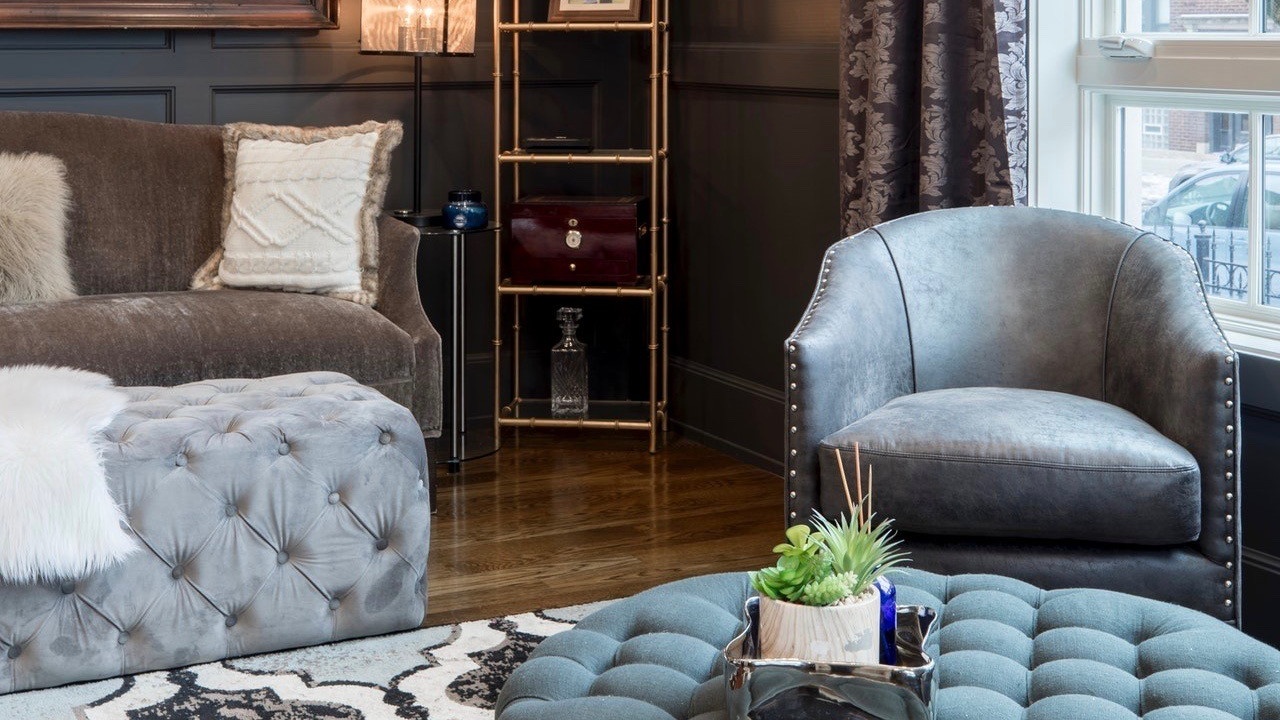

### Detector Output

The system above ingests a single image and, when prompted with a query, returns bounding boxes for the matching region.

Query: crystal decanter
[551,307,588,418]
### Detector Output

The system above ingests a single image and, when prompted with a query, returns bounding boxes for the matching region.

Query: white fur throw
[0,366,135,584]
[191,121,403,306]
[0,152,77,304]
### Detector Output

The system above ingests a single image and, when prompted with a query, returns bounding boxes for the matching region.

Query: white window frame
[1032,0,1280,359]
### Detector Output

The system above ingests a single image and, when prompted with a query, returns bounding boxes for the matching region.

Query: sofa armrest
[1104,233,1240,612]
[376,213,443,438]
[786,229,914,525]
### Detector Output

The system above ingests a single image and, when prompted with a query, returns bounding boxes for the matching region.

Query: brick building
[1142,0,1251,153]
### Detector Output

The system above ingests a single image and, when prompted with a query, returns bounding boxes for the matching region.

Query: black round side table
[416,220,500,474]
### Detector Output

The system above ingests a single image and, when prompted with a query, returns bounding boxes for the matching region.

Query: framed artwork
[547,0,642,23]
[0,0,338,29]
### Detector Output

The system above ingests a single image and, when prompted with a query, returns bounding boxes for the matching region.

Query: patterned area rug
[0,601,613,720]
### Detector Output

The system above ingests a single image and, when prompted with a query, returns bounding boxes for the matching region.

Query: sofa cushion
[0,290,414,412]
[191,121,403,306]
[0,152,76,303]
[817,387,1200,545]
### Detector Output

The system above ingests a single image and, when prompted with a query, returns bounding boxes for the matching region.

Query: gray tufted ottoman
[496,570,1280,720]
[0,372,431,695]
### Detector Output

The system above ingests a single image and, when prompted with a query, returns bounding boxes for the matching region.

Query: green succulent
[798,571,858,606]
[809,508,909,600]
[749,525,830,602]
[750,503,910,608]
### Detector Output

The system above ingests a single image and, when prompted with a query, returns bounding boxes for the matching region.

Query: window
[1034,0,1280,355]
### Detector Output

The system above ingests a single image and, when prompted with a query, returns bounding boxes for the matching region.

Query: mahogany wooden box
[508,196,648,285]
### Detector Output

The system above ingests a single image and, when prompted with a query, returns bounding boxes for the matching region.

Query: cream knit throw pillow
[192,121,403,305]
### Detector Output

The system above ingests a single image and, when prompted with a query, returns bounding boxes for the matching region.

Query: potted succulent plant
[751,446,907,664]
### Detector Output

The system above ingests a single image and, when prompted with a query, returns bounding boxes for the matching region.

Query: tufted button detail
[171,565,183,580]
[379,431,393,445]
[224,504,237,518]
[329,598,341,611]
[7,645,20,659]
[328,492,341,505]
[276,551,289,565]
[175,454,188,467]
[375,538,390,551]
[117,632,130,645]
[225,615,237,628]
[278,442,291,456]
[60,581,75,595]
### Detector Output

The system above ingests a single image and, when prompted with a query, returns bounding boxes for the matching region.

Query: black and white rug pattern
[0,601,612,720]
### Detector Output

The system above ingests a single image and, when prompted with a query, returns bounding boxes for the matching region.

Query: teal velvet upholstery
[495,570,1280,720]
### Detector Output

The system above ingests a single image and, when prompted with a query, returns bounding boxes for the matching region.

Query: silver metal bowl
[723,598,938,720]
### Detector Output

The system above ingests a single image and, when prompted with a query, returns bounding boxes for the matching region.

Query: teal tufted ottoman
[495,570,1280,720]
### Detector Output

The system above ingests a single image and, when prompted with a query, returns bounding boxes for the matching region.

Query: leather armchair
[785,207,1242,623]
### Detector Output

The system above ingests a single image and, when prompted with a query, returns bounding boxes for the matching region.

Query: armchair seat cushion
[0,289,415,410]
[818,387,1200,546]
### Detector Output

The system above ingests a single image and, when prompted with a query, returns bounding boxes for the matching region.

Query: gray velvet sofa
[785,207,1241,623]
[0,111,441,440]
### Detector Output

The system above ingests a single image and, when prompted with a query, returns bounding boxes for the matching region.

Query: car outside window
[1150,172,1241,226]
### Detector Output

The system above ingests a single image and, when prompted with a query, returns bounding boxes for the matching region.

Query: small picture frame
[547,0,642,23]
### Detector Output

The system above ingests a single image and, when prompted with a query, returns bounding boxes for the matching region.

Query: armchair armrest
[1104,233,1240,611]
[785,230,914,525]
[376,213,443,438]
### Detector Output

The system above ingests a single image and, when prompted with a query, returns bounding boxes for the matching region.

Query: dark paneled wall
[668,0,839,471]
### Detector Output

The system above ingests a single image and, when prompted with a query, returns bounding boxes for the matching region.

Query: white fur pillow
[0,152,76,304]
[0,366,135,584]
[191,121,403,306]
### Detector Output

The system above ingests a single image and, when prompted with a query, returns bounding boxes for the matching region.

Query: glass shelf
[498,279,656,298]
[498,21,658,33]
[498,149,658,165]
[498,399,655,431]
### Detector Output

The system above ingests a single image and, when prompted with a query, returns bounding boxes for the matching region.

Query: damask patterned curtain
[840,0,1029,235]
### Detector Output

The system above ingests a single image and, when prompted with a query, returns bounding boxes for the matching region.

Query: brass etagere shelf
[492,0,671,453]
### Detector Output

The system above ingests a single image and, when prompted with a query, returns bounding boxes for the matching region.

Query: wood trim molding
[0,1,338,29]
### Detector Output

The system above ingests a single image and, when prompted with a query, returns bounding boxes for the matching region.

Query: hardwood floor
[424,430,783,626]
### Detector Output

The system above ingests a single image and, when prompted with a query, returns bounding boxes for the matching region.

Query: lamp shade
[361,0,475,55]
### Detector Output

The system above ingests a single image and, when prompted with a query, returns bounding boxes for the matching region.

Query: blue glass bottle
[443,190,488,231]
[874,574,898,665]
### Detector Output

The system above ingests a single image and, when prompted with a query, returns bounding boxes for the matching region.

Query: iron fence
[1147,222,1280,306]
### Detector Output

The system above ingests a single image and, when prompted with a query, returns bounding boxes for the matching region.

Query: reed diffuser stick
[853,442,864,526]
[865,465,874,526]
[834,448,856,519]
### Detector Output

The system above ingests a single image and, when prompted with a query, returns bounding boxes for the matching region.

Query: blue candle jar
[443,190,488,231]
